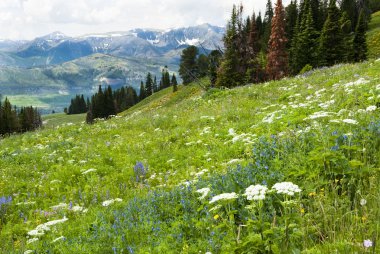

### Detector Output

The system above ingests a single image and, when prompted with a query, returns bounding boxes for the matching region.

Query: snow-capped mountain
[1,24,224,66]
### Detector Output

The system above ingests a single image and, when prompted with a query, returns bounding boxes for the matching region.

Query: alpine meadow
[1,0,380,254]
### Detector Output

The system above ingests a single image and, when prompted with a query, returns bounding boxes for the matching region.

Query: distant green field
[42,113,86,129]
[368,11,380,59]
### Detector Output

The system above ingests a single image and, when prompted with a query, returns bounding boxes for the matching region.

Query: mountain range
[0,24,224,112]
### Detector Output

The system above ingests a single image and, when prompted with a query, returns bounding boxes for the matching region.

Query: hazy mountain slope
[1,54,178,112]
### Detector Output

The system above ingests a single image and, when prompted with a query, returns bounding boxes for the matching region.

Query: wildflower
[360,199,367,206]
[82,168,97,175]
[213,215,219,220]
[342,119,358,125]
[209,192,238,204]
[244,184,268,201]
[272,182,301,196]
[363,239,373,248]
[102,198,123,207]
[366,105,377,112]
[227,159,241,165]
[52,236,65,243]
[24,250,34,254]
[27,238,39,244]
[196,188,211,200]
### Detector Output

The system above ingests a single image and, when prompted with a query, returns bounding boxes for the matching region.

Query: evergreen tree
[291,4,319,73]
[216,5,245,88]
[145,72,154,96]
[153,76,158,92]
[208,50,222,87]
[340,0,358,31]
[104,86,116,117]
[179,46,199,85]
[197,54,209,78]
[353,9,368,62]
[285,0,298,48]
[171,74,178,92]
[318,0,344,66]
[139,81,146,101]
[340,11,354,62]
[266,0,289,80]
[247,12,263,83]
[262,0,274,51]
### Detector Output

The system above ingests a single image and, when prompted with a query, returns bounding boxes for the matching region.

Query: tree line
[0,97,42,136]
[179,0,375,88]
[66,68,179,123]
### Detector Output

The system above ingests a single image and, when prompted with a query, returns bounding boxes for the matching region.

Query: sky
[0,0,291,40]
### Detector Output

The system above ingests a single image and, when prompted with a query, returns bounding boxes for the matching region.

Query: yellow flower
[214,214,220,220]
[308,192,316,197]
[300,208,305,214]
[362,216,367,222]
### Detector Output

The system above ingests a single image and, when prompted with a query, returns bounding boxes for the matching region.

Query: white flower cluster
[209,192,238,204]
[342,119,358,125]
[366,105,377,112]
[102,198,123,207]
[244,184,268,201]
[196,188,211,200]
[27,217,68,237]
[272,182,301,196]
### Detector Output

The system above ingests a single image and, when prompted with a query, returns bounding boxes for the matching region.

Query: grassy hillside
[0,60,379,253]
[368,11,380,59]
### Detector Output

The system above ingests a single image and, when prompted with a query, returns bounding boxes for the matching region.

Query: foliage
[0,97,42,135]
[266,0,289,80]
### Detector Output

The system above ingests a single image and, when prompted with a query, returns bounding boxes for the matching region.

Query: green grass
[0,60,379,253]
[42,113,86,129]
[368,11,380,59]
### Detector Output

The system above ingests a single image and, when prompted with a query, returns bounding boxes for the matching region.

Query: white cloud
[0,0,291,40]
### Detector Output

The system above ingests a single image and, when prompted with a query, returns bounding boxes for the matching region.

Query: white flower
[50,203,68,210]
[227,159,241,165]
[196,188,211,200]
[102,198,122,207]
[272,182,301,196]
[82,168,97,175]
[52,236,66,243]
[27,238,39,244]
[360,199,367,206]
[366,105,377,112]
[244,184,268,201]
[71,205,85,212]
[363,239,373,248]
[205,252,212,254]
[209,192,238,204]
[24,250,34,254]
[342,119,358,125]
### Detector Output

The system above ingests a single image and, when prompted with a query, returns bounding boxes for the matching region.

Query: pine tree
[353,9,368,62]
[340,11,354,62]
[262,0,274,51]
[318,0,344,66]
[266,0,289,80]
[247,12,263,83]
[179,46,199,85]
[197,54,209,78]
[340,0,358,31]
[145,72,154,96]
[291,3,319,73]
[216,5,244,88]
[171,74,178,92]
[153,76,158,92]
[139,81,146,101]
[208,50,222,87]
[285,0,298,48]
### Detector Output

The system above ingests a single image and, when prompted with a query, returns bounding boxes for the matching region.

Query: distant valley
[0,24,224,112]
